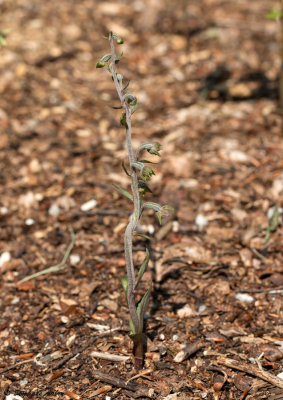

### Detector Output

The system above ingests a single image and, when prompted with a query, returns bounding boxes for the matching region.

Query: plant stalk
[110,35,140,334]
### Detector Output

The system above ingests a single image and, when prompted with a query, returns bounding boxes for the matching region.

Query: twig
[18,226,75,283]
[0,358,35,374]
[90,351,130,362]
[91,369,155,398]
[125,368,153,384]
[238,286,283,294]
[215,357,283,389]
[250,247,271,263]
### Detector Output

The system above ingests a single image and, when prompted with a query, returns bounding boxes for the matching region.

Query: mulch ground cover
[0,0,283,399]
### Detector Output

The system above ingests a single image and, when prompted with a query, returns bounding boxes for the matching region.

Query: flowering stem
[109,34,140,333]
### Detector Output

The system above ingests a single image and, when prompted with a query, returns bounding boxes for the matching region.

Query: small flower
[156,205,174,224]
[148,142,162,156]
[141,166,155,181]
[138,181,152,195]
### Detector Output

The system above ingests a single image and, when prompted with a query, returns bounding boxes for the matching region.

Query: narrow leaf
[122,80,130,92]
[121,276,128,299]
[115,53,123,64]
[131,102,138,115]
[112,184,133,201]
[269,206,279,232]
[156,213,162,225]
[131,161,145,171]
[263,229,271,246]
[129,317,135,335]
[133,232,151,240]
[110,105,123,110]
[136,249,150,289]
[120,112,127,127]
[136,282,152,333]
[100,53,112,62]
[143,202,162,212]
[122,160,131,176]
[139,159,160,164]
[137,143,153,152]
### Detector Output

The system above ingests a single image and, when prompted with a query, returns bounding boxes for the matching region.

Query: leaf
[133,232,151,240]
[120,112,127,127]
[122,80,130,92]
[115,53,123,64]
[136,282,152,333]
[269,206,280,232]
[139,159,160,164]
[129,317,135,335]
[143,202,162,212]
[110,105,123,110]
[156,213,162,225]
[131,161,145,171]
[263,206,280,245]
[131,102,138,115]
[137,142,162,156]
[100,53,112,62]
[122,160,131,176]
[263,229,271,246]
[121,276,128,299]
[137,143,153,152]
[136,249,150,289]
[112,184,133,201]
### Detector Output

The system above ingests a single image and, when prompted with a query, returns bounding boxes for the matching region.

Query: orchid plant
[96,32,173,370]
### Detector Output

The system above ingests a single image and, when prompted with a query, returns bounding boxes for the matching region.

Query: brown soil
[0,1,282,399]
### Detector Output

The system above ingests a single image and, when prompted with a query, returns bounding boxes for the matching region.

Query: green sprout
[96,32,173,370]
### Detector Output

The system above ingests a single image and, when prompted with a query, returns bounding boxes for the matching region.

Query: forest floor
[0,0,283,399]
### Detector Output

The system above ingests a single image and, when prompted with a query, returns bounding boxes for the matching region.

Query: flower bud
[96,61,105,68]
